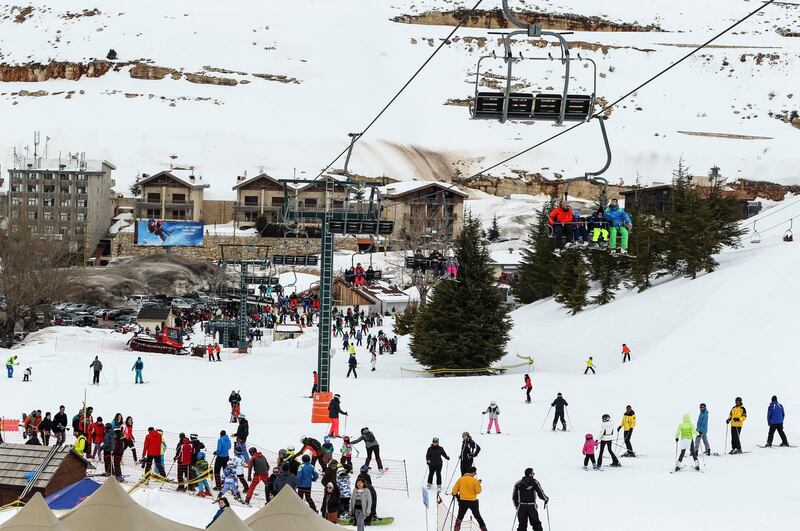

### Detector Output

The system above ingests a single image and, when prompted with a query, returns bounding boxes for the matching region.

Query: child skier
[482,402,501,434]
[584,357,595,374]
[218,462,242,502]
[337,470,353,516]
[321,436,335,469]
[675,414,700,472]
[22,367,31,382]
[195,452,212,497]
[582,434,598,470]
[621,344,631,363]
[340,435,353,473]
[522,374,533,403]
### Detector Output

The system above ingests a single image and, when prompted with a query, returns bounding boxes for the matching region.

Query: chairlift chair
[783,219,793,242]
[751,221,762,244]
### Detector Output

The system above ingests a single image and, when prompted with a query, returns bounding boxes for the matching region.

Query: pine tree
[626,210,663,292]
[393,303,418,336]
[512,201,559,304]
[588,251,623,305]
[486,214,501,241]
[553,251,590,315]
[410,214,511,370]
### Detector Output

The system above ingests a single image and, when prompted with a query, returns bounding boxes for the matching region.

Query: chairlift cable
[315,0,487,179]
[469,0,778,178]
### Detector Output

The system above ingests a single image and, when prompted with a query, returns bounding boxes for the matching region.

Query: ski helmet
[585,433,593,440]
[324,436,331,444]
[197,451,205,460]
[602,414,611,422]
[360,464,370,473]
[432,437,440,443]
[490,401,496,406]
[238,413,246,419]
[343,436,350,442]
[287,445,295,452]
[735,397,742,403]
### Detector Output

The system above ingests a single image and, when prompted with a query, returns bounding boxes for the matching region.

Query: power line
[469,0,778,179]
[315,0,486,179]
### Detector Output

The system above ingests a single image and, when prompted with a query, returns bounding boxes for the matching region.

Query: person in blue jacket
[766,395,790,447]
[604,199,633,254]
[296,454,319,511]
[206,497,229,528]
[695,403,710,456]
[131,357,144,384]
[213,430,232,490]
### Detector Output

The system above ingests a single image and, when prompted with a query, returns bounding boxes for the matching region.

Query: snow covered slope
[1,198,799,530]
[1,0,799,197]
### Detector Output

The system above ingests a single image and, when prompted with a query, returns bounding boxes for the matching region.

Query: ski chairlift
[272,228,319,266]
[750,220,762,244]
[404,248,446,277]
[470,1,597,124]
[350,239,382,283]
[783,219,794,242]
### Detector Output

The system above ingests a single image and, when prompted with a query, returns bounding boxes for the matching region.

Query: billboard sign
[135,219,204,247]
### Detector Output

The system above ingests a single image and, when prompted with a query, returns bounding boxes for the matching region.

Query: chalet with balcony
[232,173,288,225]
[378,181,468,244]
[135,171,209,221]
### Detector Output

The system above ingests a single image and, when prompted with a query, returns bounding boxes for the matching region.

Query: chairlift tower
[218,244,272,352]
[279,134,394,392]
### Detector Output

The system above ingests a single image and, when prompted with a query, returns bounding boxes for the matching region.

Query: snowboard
[757,445,796,448]
[338,516,395,526]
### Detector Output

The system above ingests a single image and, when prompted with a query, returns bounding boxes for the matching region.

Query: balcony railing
[136,200,194,209]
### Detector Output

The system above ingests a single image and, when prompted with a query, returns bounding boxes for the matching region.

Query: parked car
[171,298,192,309]
[54,314,75,326]
[74,314,98,327]
[115,315,137,326]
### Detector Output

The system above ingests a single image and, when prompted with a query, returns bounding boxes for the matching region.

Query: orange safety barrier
[310,392,333,424]
[1,418,21,432]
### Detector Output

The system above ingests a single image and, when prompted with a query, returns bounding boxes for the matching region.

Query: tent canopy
[0,492,72,531]
[207,507,253,531]
[244,486,346,531]
[44,479,101,510]
[58,479,199,531]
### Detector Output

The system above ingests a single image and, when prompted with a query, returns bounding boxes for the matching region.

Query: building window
[244,195,259,207]
[11,196,20,206]
[271,196,285,206]
[11,211,19,219]
[76,226,85,235]
[43,173,54,180]
[27,211,37,220]
[43,212,53,221]
[11,183,21,192]
[27,184,38,193]
[27,172,39,180]
[59,173,70,181]
[44,225,53,234]
[27,197,38,206]
[76,186,87,194]
[304,198,318,208]
[146,209,162,218]
[60,185,71,194]
[76,212,86,222]
[147,192,161,203]
[44,184,55,193]
[77,173,87,181]
[244,211,259,222]
[60,227,70,236]
[171,210,187,220]
[60,212,70,221]
[61,198,72,207]
[332,199,345,209]
[76,200,87,208]
[172,193,186,204]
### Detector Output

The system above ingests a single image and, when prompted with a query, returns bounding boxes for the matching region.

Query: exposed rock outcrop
[129,64,176,80]
[0,60,112,82]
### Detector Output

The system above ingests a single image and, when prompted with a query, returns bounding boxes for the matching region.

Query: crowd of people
[548,198,633,254]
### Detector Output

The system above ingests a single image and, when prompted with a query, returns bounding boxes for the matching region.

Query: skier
[548,201,575,251]
[584,357,595,374]
[228,390,241,423]
[726,397,747,454]
[296,454,319,511]
[675,413,700,472]
[101,423,115,475]
[445,256,459,279]
[551,393,568,431]
[195,451,212,497]
[321,436,335,468]
[234,414,249,456]
[604,198,633,255]
[482,402,501,434]
[231,448,249,493]
[451,466,487,531]
[512,468,549,531]
[696,403,711,456]
[22,367,31,382]
[174,435,193,491]
[347,353,358,379]
[765,395,790,447]
[459,432,481,475]
[6,355,18,378]
[215,343,221,361]
[298,435,323,467]
[207,344,214,362]
[328,394,348,438]
[425,437,450,491]
[617,405,636,457]
[596,414,621,468]
[131,357,144,384]
[337,470,352,515]
[213,430,232,490]
[522,374,533,403]
[218,463,242,502]
[340,435,353,473]
[582,434,598,470]
[112,428,125,482]
[621,344,631,363]
[142,426,166,476]
[589,209,609,246]
[89,356,103,385]
[311,370,319,395]
[351,427,383,471]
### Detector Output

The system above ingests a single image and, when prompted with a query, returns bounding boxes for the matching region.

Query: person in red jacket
[142,427,167,476]
[622,343,632,363]
[89,418,106,460]
[548,201,575,250]
[521,374,533,404]
[244,447,269,505]
[174,435,194,490]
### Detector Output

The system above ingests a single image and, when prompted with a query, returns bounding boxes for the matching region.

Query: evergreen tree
[486,214,501,241]
[410,214,511,370]
[129,176,142,197]
[393,303,418,336]
[512,201,559,304]
[553,251,590,315]
[626,210,663,292]
[588,251,623,305]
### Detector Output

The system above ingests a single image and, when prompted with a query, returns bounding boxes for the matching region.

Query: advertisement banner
[135,219,204,247]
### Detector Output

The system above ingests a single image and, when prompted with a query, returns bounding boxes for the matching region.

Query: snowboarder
[425,437,450,491]
[89,356,103,385]
[621,343,631,363]
[766,395,790,447]
[582,434,598,470]
[460,432,481,475]
[296,454,319,511]
[604,198,633,254]
[6,355,18,378]
[347,354,358,379]
[131,357,144,384]
[451,467,487,531]
[512,468,549,531]
[597,414,621,468]
[328,394,348,438]
[675,413,700,472]
[617,405,636,457]
[482,402,501,434]
[584,357,595,375]
[551,393,568,431]
[696,403,711,456]
[522,374,533,403]
[351,427,383,471]
[726,397,747,454]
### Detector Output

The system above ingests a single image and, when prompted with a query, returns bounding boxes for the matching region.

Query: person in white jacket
[231,448,249,492]
[597,414,621,468]
[482,402,501,434]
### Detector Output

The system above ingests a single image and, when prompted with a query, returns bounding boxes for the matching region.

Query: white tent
[0,492,72,531]
[207,507,253,531]
[244,486,346,531]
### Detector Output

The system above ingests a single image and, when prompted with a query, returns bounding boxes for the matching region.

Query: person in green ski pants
[604,199,633,254]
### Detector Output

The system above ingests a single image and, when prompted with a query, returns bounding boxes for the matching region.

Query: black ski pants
[365,445,383,470]
[597,440,618,467]
[553,223,574,250]
[767,424,789,446]
[214,456,229,488]
[346,367,357,378]
[460,458,473,475]
[92,371,100,385]
[584,367,595,374]
[731,426,742,451]
[525,388,532,403]
[455,499,486,529]
[517,504,543,531]
[552,410,566,430]
[427,464,442,486]
[623,429,634,452]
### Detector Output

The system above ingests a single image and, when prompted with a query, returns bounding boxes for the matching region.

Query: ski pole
[546,504,551,531]
[444,457,461,494]
[674,439,679,466]
[344,415,348,435]
[160,459,177,490]
[511,512,518,531]
[724,426,729,455]
[479,414,485,435]
[539,407,553,431]
[565,407,573,431]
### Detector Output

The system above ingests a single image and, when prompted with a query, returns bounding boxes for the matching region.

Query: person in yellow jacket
[726,397,747,454]
[617,405,637,457]
[583,357,595,375]
[73,431,87,454]
[451,467,486,531]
